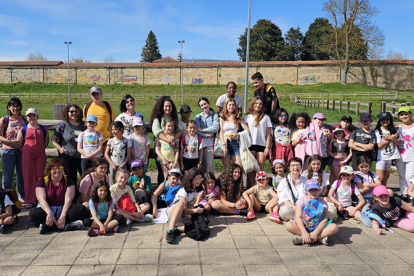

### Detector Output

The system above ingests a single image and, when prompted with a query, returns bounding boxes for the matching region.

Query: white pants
[202,146,215,173]
[395,159,414,194]
[279,205,295,221]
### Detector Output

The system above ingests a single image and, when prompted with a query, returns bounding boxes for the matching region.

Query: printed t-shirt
[54,121,86,158]
[374,129,400,161]
[349,128,376,156]
[110,184,136,203]
[301,170,329,188]
[77,130,103,158]
[273,125,291,145]
[372,196,405,223]
[181,134,203,159]
[170,187,198,209]
[127,174,151,193]
[0,116,25,150]
[115,112,146,138]
[107,137,132,166]
[129,134,151,164]
[397,126,414,162]
[331,180,361,207]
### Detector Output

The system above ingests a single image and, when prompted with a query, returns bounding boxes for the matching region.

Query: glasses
[91,93,100,96]
[68,110,77,114]
[126,100,134,103]
[194,177,204,182]
[51,166,64,171]
[279,115,288,118]
[289,164,302,168]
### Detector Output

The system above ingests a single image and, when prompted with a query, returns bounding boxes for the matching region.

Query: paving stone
[0,236,18,251]
[285,264,335,276]
[200,249,243,265]
[335,224,365,236]
[208,225,232,237]
[127,223,164,236]
[74,248,121,265]
[0,266,27,276]
[203,264,247,276]
[160,233,199,248]
[159,248,200,265]
[207,216,227,226]
[238,249,282,265]
[123,235,162,249]
[44,232,89,250]
[67,265,115,276]
[6,236,53,250]
[0,249,41,265]
[233,236,273,249]
[227,224,265,236]
[20,226,58,237]
[277,249,324,265]
[371,264,414,275]
[353,249,406,264]
[225,217,257,225]
[260,224,292,236]
[370,232,414,249]
[21,265,71,276]
[315,248,364,264]
[328,264,378,275]
[32,248,82,265]
[337,234,385,250]
[245,265,289,276]
[84,235,126,249]
[390,249,414,264]
[113,265,157,275]
[117,249,160,265]
[158,265,201,276]
[198,235,236,249]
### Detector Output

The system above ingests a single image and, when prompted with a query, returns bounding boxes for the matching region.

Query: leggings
[29,204,90,227]
[395,159,414,195]
[393,212,414,233]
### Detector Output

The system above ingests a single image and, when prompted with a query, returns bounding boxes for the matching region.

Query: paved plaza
[1,174,414,276]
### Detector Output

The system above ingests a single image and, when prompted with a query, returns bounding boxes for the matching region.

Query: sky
[0,0,413,62]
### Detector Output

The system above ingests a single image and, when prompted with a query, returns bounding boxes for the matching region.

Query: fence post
[347,101,350,113]
[327,100,330,110]
[318,100,320,108]
[392,107,396,114]
[381,102,386,113]
[332,100,335,111]
[356,101,360,115]
[339,100,342,112]
[322,100,325,108]
[368,101,372,114]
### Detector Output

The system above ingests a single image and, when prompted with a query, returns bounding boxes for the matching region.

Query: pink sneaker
[246,209,256,220]
[269,212,281,223]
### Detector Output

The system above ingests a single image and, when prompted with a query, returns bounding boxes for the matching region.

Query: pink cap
[373,185,389,197]
[132,117,144,126]
[313,112,326,120]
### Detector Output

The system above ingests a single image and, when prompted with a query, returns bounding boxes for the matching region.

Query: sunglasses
[51,166,64,171]
[279,115,288,118]
[68,110,77,114]
[91,93,100,96]
[126,100,135,103]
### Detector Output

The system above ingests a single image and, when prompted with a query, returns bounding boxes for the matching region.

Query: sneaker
[18,197,26,204]
[88,228,100,237]
[166,229,177,244]
[25,203,34,209]
[318,237,329,246]
[292,235,303,245]
[269,212,281,223]
[138,214,154,223]
[246,209,256,220]
[340,210,349,220]
[124,218,133,226]
[65,220,84,231]
[401,195,413,203]
[111,225,119,233]
[39,224,47,234]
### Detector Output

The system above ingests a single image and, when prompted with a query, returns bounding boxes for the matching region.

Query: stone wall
[0,60,412,90]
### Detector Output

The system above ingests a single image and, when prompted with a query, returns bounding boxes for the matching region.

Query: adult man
[83,86,115,145]
[216,81,243,118]
[252,72,279,116]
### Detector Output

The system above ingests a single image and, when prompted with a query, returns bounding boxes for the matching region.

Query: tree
[237,19,285,61]
[386,51,408,60]
[26,52,47,61]
[284,27,305,61]
[302,18,335,60]
[104,56,115,63]
[323,0,384,84]
[70,57,91,63]
[141,31,162,62]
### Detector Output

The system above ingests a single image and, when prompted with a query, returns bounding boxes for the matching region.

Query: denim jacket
[194,111,219,138]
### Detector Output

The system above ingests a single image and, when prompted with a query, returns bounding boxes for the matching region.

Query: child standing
[78,158,109,208]
[328,166,365,220]
[17,108,49,209]
[371,185,414,234]
[328,127,352,185]
[271,159,286,192]
[349,112,377,171]
[195,172,219,213]
[354,156,381,204]
[301,155,329,197]
[77,114,103,173]
[84,181,124,236]
[155,117,179,180]
[105,121,132,185]
[285,180,339,245]
[128,160,151,204]
[271,108,293,166]
[129,117,151,174]
[151,168,182,218]
[243,171,281,223]
[374,112,402,186]
[110,169,152,225]
[180,120,204,174]
[290,113,311,165]
[308,113,332,170]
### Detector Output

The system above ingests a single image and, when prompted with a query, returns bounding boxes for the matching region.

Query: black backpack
[184,205,210,241]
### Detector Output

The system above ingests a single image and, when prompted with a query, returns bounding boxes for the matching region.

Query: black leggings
[61,154,82,184]
[83,215,124,227]
[29,204,90,227]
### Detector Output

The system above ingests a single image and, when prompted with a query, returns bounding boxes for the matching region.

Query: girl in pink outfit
[290,113,311,166]
[16,108,49,208]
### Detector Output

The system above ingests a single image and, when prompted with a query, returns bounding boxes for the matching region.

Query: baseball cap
[373,185,389,197]
[305,179,320,191]
[359,112,372,122]
[169,168,182,176]
[26,108,38,116]
[272,159,285,167]
[313,113,326,120]
[85,114,98,123]
[90,86,102,94]
[341,115,353,123]
[131,159,143,169]
[180,104,192,113]
[132,117,144,126]
[333,126,345,134]
[378,112,392,121]
[256,171,267,180]
[339,165,354,175]
[398,106,411,114]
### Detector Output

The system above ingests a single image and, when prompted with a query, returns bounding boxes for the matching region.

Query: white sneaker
[138,214,154,223]
[292,235,303,245]
[318,237,329,246]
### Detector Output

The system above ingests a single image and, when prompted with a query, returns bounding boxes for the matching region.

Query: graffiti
[91,75,100,81]
[237,77,245,83]
[161,77,174,82]
[78,76,88,83]
[265,77,275,82]
[124,75,137,82]
[191,78,203,84]
[299,75,317,84]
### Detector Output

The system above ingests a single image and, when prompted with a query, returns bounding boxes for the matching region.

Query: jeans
[1,149,24,198]
[81,159,93,173]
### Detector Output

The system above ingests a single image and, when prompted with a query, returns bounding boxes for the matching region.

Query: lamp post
[178,40,185,105]
[244,0,252,113]
[64,41,72,103]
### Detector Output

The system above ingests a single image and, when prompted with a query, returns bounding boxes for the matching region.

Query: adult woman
[0,97,26,201]
[115,94,146,138]
[244,97,272,185]
[150,96,183,183]
[395,106,414,202]
[211,164,248,214]
[29,158,89,234]
[194,97,219,173]
[219,98,249,168]
[51,104,86,184]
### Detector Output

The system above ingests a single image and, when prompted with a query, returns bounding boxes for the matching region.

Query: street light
[244,0,252,113]
[178,40,185,105]
[64,41,72,103]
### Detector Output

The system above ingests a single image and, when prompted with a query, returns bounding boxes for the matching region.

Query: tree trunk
[341,65,348,84]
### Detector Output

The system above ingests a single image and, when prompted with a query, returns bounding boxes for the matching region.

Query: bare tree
[70,57,91,63]
[26,52,47,61]
[323,0,384,84]
[104,56,115,63]
[386,51,408,60]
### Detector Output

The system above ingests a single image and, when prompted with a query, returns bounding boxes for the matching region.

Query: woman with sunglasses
[271,108,293,166]
[29,158,89,234]
[52,104,86,184]
[115,94,146,138]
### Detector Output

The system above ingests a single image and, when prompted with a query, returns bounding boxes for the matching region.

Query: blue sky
[0,0,413,62]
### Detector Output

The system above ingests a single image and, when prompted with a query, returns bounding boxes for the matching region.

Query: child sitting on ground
[195,172,219,213]
[128,159,151,204]
[0,190,18,233]
[151,168,182,218]
[354,156,381,204]
[285,179,339,245]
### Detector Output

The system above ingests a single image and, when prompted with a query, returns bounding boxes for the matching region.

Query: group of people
[1,71,414,246]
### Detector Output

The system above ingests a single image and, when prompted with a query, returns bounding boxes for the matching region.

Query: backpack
[2,115,28,138]
[301,199,325,232]
[93,199,113,210]
[354,172,376,185]
[360,204,394,234]
[184,205,210,241]
[0,189,22,220]
[22,124,47,144]
[165,185,180,206]
[84,101,113,128]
